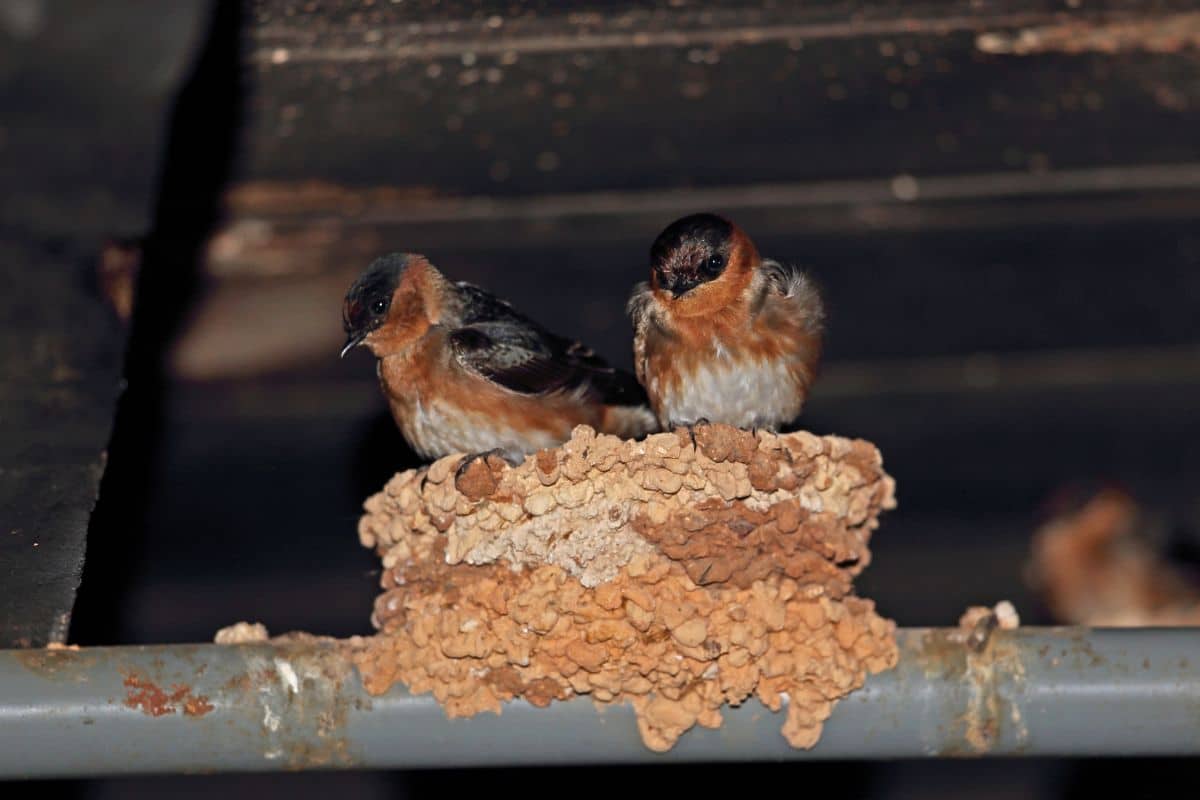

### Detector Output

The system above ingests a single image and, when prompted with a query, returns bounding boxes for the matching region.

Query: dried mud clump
[214,621,271,645]
[355,424,899,751]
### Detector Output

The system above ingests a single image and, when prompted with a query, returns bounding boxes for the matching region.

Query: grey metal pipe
[1,627,1198,778]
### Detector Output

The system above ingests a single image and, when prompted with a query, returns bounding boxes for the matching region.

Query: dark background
[4,0,1200,797]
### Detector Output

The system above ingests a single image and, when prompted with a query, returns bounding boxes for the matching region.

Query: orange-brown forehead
[342,296,370,332]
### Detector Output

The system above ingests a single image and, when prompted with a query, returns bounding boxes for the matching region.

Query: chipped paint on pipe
[1,628,1198,778]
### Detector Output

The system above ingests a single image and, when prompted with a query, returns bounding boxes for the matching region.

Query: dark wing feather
[449,283,648,406]
[448,322,571,396]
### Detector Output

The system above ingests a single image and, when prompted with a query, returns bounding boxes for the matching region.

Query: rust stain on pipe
[910,619,1030,756]
[958,633,1028,755]
[12,647,98,679]
[123,672,214,718]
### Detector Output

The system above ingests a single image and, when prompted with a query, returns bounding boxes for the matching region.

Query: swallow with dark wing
[342,253,658,463]
[627,213,825,432]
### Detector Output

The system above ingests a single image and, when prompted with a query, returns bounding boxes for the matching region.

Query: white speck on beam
[275,659,300,694]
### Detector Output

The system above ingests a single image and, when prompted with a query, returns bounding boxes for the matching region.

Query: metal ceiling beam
[2,626,1198,779]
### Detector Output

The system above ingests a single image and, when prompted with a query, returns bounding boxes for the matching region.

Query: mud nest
[354,423,899,751]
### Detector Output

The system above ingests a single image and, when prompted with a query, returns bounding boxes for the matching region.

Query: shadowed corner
[350,409,425,501]
[72,0,245,648]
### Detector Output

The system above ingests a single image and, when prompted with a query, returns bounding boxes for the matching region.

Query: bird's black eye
[371,299,388,315]
[704,253,725,275]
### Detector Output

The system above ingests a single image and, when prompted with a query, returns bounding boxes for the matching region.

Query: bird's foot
[454,448,523,498]
[455,447,523,481]
[679,418,712,447]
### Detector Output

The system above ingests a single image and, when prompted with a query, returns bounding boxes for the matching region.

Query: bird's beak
[340,331,367,358]
[665,274,702,297]
[654,264,702,297]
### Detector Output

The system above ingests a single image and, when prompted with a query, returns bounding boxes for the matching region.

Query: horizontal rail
[1,627,1198,778]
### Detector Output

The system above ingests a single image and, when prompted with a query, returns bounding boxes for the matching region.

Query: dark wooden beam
[240,1,1200,198]
[0,1,211,647]
[0,241,127,647]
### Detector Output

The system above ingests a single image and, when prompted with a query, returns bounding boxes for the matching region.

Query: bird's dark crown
[343,253,410,338]
[649,213,735,297]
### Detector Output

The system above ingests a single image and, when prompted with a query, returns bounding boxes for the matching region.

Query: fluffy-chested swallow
[628,213,825,431]
[343,253,657,462]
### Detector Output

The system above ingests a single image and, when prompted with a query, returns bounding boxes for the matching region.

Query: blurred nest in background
[1028,488,1200,626]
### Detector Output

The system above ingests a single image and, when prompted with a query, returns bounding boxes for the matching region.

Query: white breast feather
[405,398,558,460]
[659,353,802,430]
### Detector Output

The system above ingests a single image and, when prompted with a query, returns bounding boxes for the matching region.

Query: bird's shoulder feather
[449,282,647,407]
[757,259,825,334]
